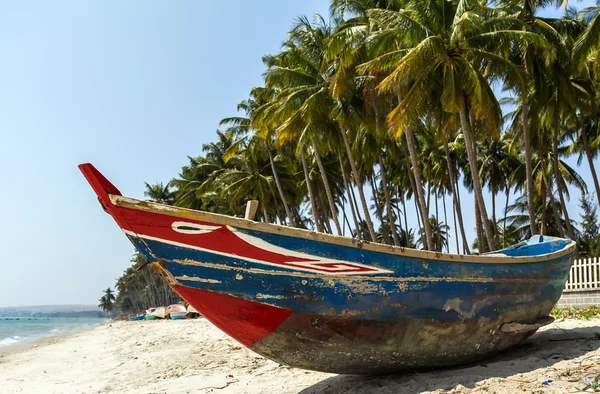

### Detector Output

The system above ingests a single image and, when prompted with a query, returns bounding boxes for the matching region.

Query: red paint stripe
[172,285,292,346]
[118,207,317,264]
[79,163,382,274]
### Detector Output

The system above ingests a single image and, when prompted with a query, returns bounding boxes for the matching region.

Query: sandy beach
[0,317,599,394]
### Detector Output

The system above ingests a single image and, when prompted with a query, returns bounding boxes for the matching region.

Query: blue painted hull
[78,163,577,374]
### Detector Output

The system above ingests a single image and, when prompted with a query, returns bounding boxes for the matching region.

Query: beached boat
[131,315,145,321]
[152,307,167,319]
[167,304,187,320]
[80,163,576,374]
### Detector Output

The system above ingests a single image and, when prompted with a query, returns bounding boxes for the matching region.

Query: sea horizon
[0,316,109,348]
[0,305,110,348]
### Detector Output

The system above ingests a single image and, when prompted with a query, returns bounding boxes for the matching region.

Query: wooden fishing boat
[80,163,576,374]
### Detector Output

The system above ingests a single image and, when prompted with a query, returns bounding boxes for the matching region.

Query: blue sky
[0,1,595,307]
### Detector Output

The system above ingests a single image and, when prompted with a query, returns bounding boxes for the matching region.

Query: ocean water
[0,317,108,348]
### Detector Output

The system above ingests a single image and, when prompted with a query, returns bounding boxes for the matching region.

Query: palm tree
[98,287,115,312]
[419,217,449,253]
[359,1,535,251]
[144,182,175,205]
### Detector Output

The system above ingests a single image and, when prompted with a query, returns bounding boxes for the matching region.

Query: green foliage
[114,0,600,257]
[98,287,115,312]
[113,252,182,317]
[551,306,600,320]
[578,193,600,257]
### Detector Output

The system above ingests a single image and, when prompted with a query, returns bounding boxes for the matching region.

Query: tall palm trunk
[265,140,294,226]
[581,114,600,207]
[379,154,400,246]
[491,181,497,236]
[475,197,485,253]
[454,175,470,254]
[442,191,449,253]
[522,99,538,235]
[370,174,390,244]
[400,188,409,242]
[300,152,322,232]
[435,188,440,249]
[402,143,424,239]
[350,184,363,223]
[452,192,460,253]
[370,174,384,221]
[444,140,470,254]
[339,124,377,241]
[404,128,434,250]
[552,117,574,239]
[538,145,564,237]
[504,184,510,248]
[458,100,495,251]
[338,152,361,240]
[540,192,547,236]
[312,139,342,236]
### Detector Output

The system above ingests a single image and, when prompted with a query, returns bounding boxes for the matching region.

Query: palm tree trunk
[538,145,564,237]
[338,124,377,241]
[435,188,440,249]
[338,152,361,240]
[454,174,470,254]
[400,188,409,241]
[504,184,510,248]
[265,140,295,226]
[379,154,400,246]
[404,128,434,250]
[444,140,470,254]
[452,191,460,253]
[458,100,495,251]
[581,114,600,207]
[491,182,497,236]
[311,139,343,236]
[552,124,574,239]
[475,197,485,253]
[300,152,322,232]
[442,191,449,253]
[350,183,363,223]
[540,193,547,236]
[370,174,384,221]
[316,193,332,234]
[342,207,350,236]
[370,173,390,244]
[402,143,424,240]
[522,99,538,236]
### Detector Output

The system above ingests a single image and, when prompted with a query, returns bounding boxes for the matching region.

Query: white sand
[0,317,599,394]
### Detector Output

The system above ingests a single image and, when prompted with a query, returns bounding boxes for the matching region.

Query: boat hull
[79,163,576,374]
[173,284,550,374]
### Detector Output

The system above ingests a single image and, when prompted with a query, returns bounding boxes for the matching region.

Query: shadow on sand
[299,324,600,393]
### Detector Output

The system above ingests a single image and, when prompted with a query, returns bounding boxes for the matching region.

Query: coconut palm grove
[142,0,600,257]
[105,0,600,316]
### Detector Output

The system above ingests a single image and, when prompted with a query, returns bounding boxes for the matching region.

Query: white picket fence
[564,257,600,292]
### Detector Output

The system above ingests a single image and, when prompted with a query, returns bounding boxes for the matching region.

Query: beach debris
[541,379,552,385]
[580,374,600,391]
[573,358,583,364]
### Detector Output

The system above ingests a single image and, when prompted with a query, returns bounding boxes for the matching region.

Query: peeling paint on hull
[172,284,551,374]
[79,163,577,374]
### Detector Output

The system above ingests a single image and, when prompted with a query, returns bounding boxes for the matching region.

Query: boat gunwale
[111,194,577,265]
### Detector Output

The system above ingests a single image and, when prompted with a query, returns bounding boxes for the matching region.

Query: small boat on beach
[167,304,187,320]
[131,315,145,321]
[152,307,167,319]
[145,308,157,320]
[80,163,576,374]
[186,304,200,318]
